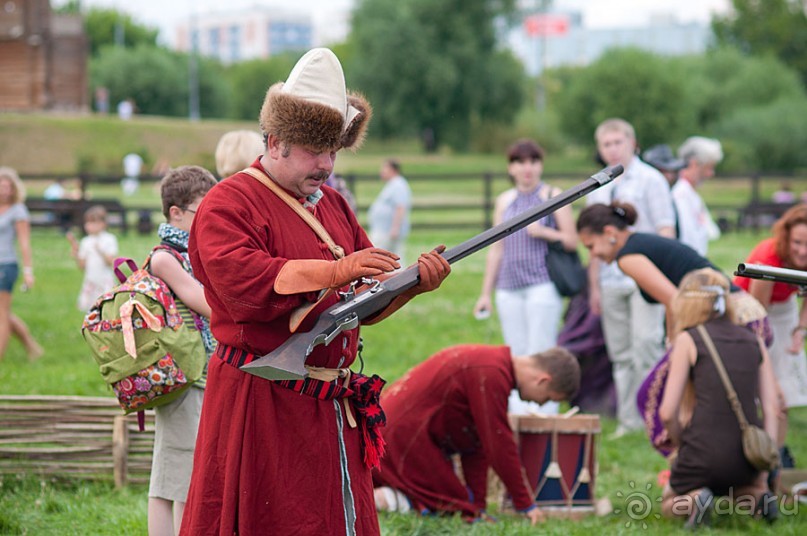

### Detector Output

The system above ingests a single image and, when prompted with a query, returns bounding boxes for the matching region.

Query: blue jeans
[0,263,19,292]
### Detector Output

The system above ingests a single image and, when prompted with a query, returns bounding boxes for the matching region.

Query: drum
[492,414,600,517]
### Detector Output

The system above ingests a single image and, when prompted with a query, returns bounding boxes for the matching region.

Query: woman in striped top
[474,139,578,414]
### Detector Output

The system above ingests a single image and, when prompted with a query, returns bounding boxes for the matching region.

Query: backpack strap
[113,258,138,284]
[144,244,192,272]
[145,244,204,329]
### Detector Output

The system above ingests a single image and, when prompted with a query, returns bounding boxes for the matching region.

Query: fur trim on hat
[341,92,372,151]
[259,83,372,152]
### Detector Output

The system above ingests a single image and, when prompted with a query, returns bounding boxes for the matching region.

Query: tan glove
[274,247,400,295]
[402,246,451,298]
[363,245,451,325]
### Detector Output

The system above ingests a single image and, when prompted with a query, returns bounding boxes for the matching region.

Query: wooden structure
[25,197,129,233]
[0,395,154,487]
[0,0,88,110]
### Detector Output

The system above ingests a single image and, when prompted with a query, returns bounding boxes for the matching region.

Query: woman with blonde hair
[0,167,42,360]
[214,130,264,178]
[659,268,779,527]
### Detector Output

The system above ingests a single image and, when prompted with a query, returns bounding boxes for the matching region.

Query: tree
[81,7,160,57]
[713,0,807,86]
[672,47,804,131]
[225,54,300,121]
[91,45,231,119]
[349,0,526,151]
[553,48,691,148]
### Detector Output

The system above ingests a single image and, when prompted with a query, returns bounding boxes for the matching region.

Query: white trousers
[768,297,807,408]
[496,281,564,415]
[600,284,665,430]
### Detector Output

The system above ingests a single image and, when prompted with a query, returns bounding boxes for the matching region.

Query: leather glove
[363,245,451,325]
[274,248,400,295]
[402,245,451,298]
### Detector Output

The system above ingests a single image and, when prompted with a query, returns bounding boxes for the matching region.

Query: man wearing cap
[642,143,686,241]
[181,48,450,535]
[673,136,723,256]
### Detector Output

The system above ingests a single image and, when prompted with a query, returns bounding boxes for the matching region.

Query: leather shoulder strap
[241,167,345,259]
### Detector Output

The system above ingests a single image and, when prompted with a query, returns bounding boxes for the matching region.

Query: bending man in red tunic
[181,48,450,536]
[373,344,580,525]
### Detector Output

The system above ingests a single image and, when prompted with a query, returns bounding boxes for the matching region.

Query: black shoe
[684,488,714,530]
[780,445,796,469]
[756,491,779,524]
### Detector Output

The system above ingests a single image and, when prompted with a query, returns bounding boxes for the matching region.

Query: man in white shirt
[587,118,676,436]
[673,136,723,256]
[121,152,144,196]
[368,159,412,263]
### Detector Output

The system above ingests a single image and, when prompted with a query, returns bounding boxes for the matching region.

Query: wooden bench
[24,198,128,234]
[737,201,797,230]
[0,395,154,487]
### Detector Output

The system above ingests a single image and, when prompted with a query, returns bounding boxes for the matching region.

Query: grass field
[0,111,805,534]
[0,225,805,534]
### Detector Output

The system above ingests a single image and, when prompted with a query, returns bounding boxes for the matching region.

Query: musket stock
[241,164,623,380]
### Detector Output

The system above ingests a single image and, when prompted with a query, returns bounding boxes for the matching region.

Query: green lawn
[0,224,804,534]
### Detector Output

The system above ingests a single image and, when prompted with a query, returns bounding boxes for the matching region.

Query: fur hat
[259,48,372,152]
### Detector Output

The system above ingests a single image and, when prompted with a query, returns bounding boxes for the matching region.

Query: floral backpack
[81,246,206,425]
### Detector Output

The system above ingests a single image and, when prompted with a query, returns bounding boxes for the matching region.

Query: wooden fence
[0,395,154,487]
[19,171,807,233]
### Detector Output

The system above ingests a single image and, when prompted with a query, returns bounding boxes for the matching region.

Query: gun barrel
[242,165,623,380]
[735,263,807,286]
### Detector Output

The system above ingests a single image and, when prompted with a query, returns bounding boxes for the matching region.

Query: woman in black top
[577,202,725,320]
[576,202,772,458]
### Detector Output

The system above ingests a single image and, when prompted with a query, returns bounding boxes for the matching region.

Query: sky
[54,0,732,45]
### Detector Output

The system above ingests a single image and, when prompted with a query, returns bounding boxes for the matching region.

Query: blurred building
[175,7,313,63]
[0,0,88,110]
[507,9,712,75]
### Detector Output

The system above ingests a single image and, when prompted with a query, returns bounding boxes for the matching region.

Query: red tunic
[372,345,534,516]
[734,238,797,303]
[181,161,379,535]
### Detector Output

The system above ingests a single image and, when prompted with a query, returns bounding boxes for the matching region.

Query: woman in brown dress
[659,268,779,527]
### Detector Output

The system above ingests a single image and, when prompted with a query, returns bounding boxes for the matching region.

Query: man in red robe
[180,48,450,536]
[372,344,580,525]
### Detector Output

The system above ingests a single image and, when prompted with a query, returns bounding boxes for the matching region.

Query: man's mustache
[308,171,330,181]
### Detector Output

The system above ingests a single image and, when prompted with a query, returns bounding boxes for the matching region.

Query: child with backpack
[68,205,119,312]
[147,165,217,535]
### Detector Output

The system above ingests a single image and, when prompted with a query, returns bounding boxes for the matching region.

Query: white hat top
[282,48,348,119]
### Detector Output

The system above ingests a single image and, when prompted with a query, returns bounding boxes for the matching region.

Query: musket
[735,263,807,289]
[241,164,624,380]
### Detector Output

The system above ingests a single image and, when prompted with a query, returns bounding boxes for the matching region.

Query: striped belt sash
[216,343,387,468]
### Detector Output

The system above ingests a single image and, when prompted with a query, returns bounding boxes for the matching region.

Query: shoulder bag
[696,324,780,472]
[538,185,586,297]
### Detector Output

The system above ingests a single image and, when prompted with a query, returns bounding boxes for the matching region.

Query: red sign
[524,14,569,37]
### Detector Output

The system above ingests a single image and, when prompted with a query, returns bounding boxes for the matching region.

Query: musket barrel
[242,164,623,380]
[735,263,807,286]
